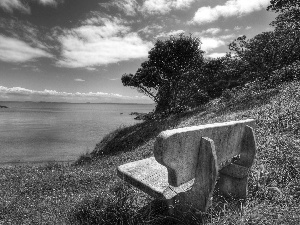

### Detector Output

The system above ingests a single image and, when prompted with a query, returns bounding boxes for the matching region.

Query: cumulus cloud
[0,35,53,63]
[200,28,222,35]
[141,0,196,15]
[56,18,152,68]
[191,0,270,24]
[206,52,227,58]
[200,37,225,52]
[0,86,153,103]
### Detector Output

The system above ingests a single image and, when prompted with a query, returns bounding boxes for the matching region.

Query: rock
[0,105,8,108]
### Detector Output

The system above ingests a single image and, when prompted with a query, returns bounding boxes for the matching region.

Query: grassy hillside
[1,81,300,224]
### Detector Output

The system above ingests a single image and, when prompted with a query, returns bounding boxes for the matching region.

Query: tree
[202,53,247,98]
[122,34,206,113]
[267,0,300,33]
[229,29,300,82]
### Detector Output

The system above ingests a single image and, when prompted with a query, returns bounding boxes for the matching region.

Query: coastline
[0,159,75,168]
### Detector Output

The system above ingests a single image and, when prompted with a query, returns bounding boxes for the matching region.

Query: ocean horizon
[0,101,154,165]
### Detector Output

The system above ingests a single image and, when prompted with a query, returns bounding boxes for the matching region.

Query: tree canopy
[122,34,206,113]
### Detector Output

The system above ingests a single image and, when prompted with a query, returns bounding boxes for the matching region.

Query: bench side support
[171,137,218,212]
[216,125,256,199]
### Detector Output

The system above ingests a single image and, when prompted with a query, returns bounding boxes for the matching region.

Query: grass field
[0,81,300,224]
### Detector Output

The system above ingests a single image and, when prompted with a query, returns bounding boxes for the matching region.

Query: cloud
[219,34,236,40]
[234,26,241,30]
[38,0,60,7]
[191,0,270,24]
[199,28,222,35]
[206,52,227,58]
[141,0,196,15]
[138,24,163,35]
[56,18,152,68]
[0,86,153,103]
[0,0,30,14]
[106,0,139,16]
[156,29,185,38]
[0,0,61,13]
[74,79,85,82]
[200,37,225,52]
[0,35,53,63]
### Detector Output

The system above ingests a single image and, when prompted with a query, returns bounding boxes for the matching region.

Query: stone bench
[117,119,256,212]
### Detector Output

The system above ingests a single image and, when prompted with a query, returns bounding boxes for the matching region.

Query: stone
[182,137,218,212]
[117,119,256,212]
[154,119,255,187]
[117,157,169,198]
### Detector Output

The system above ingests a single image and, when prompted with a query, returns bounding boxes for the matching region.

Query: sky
[0,0,277,104]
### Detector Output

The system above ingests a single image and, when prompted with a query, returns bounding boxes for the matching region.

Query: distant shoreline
[0,101,154,105]
[0,159,75,168]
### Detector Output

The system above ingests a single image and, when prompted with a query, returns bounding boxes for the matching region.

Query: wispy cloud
[74,78,85,82]
[56,17,153,68]
[0,35,53,63]
[0,0,30,14]
[199,28,222,35]
[109,78,120,81]
[0,0,62,14]
[191,0,270,25]
[155,29,185,38]
[141,0,196,15]
[100,0,139,16]
[0,86,153,103]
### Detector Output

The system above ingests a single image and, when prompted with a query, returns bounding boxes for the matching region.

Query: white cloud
[56,18,152,68]
[114,0,138,16]
[138,24,163,35]
[141,0,196,15]
[200,28,222,35]
[219,34,236,40]
[201,37,225,52]
[156,29,185,38]
[245,26,252,30]
[234,26,241,30]
[0,0,61,13]
[38,0,58,6]
[0,86,153,103]
[0,0,30,14]
[74,79,85,82]
[206,52,227,58]
[0,35,53,63]
[191,0,270,24]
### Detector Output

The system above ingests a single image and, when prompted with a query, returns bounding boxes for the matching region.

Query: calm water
[0,102,154,164]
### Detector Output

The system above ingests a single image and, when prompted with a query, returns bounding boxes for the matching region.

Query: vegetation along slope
[1,0,300,224]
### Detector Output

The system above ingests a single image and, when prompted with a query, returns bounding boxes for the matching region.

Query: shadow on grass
[86,107,207,161]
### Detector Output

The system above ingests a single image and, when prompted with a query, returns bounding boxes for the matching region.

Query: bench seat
[117,157,195,199]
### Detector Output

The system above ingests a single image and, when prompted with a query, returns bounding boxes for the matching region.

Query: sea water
[0,102,154,164]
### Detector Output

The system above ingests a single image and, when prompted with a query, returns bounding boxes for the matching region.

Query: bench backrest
[154,119,255,187]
